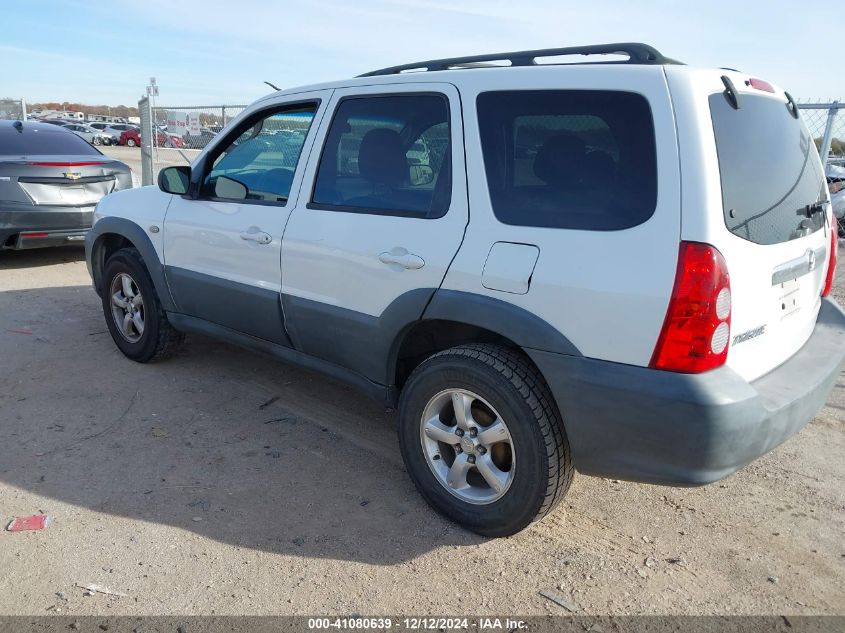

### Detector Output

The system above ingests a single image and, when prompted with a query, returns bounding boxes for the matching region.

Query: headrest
[532,134,587,187]
[358,128,407,187]
[582,150,616,188]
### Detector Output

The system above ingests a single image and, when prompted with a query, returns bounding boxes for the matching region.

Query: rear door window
[310,94,451,218]
[709,93,826,245]
[476,90,657,230]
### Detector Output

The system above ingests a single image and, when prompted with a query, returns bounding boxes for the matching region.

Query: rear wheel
[398,344,572,536]
[93,136,102,146]
[101,248,184,362]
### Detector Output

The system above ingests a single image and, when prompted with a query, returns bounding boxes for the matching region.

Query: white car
[60,122,111,146]
[84,43,845,536]
[827,163,845,235]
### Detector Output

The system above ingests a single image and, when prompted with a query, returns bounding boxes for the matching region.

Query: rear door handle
[379,251,425,270]
[240,228,272,245]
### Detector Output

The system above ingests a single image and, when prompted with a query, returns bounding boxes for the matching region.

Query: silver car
[0,120,133,250]
[102,123,139,145]
[61,122,111,146]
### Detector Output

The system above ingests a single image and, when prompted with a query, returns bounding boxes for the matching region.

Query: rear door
[280,82,468,384]
[669,68,832,381]
[162,93,329,345]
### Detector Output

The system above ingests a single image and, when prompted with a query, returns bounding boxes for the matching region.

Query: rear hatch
[697,72,832,381]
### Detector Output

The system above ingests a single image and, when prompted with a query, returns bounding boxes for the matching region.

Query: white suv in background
[85,43,845,536]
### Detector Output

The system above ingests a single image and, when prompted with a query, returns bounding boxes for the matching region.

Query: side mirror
[158,166,191,195]
[409,164,434,187]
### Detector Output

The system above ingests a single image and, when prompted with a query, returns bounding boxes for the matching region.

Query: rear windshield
[476,90,657,230]
[0,124,101,156]
[709,93,826,245]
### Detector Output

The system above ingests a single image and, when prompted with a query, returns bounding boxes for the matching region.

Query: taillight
[822,216,838,298]
[650,242,732,373]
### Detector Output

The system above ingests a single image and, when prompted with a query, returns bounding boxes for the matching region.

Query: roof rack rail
[359,42,680,77]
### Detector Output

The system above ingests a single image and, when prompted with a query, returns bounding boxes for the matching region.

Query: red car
[119,129,183,148]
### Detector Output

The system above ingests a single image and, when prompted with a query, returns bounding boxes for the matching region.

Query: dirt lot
[0,241,843,617]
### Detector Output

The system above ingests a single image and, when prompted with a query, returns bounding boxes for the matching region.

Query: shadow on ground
[0,245,86,270]
[0,284,483,566]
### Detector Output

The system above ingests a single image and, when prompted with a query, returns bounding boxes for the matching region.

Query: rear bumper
[0,205,94,249]
[528,298,845,486]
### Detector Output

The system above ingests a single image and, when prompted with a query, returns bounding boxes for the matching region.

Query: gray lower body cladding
[1,204,94,249]
[528,298,845,486]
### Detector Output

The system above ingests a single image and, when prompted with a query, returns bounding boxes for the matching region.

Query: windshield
[709,92,826,245]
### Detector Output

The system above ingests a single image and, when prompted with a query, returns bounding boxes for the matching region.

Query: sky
[1,0,841,107]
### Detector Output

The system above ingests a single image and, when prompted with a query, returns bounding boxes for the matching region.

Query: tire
[93,136,102,146]
[127,138,136,147]
[101,248,184,362]
[398,343,573,537]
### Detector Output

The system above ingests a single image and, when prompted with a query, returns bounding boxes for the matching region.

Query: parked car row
[117,125,218,150]
[118,127,185,149]
[29,116,219,150]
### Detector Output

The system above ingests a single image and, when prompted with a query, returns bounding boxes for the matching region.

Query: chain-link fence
[798,100,844,170]
[150,105,246,152]
[0,98,27,120]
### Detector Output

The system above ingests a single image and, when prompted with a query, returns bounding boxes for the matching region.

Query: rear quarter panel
[441,65,681,366]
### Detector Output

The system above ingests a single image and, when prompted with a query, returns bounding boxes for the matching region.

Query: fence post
[818,101,839,171]
[221,106,226,128]
[139,97,154,186]
[20,98,26,120]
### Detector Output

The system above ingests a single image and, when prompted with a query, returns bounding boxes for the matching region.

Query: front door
[280,82,468,383]
[163,93,330,345]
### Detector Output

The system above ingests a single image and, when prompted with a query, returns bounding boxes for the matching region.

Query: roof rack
[359,42,680,77]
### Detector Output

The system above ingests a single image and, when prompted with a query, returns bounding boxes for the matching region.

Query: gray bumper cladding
[528,298,845,486]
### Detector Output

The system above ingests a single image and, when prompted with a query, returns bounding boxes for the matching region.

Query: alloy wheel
[419,388,515,504]
[109,272,145,343]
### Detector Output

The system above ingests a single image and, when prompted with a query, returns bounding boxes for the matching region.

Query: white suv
[85,43,845,536]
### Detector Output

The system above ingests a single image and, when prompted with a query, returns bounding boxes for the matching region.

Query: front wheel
[126,138,137,147]
[93,136,102,146]
[101,248,184,362]
[398,344,573,537]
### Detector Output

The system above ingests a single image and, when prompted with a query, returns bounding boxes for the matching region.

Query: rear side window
[476,90,657,230]
[310,94,451,218]
[709,93,826,245]
[0,124,100,156]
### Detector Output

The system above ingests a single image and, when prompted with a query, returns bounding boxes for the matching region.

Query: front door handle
[240,228,272,245]
[379,250,425,270]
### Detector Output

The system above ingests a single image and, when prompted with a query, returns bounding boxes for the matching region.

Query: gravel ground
[0,242,842,617]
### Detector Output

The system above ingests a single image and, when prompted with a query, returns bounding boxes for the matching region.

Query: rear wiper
[797,200,829,218]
